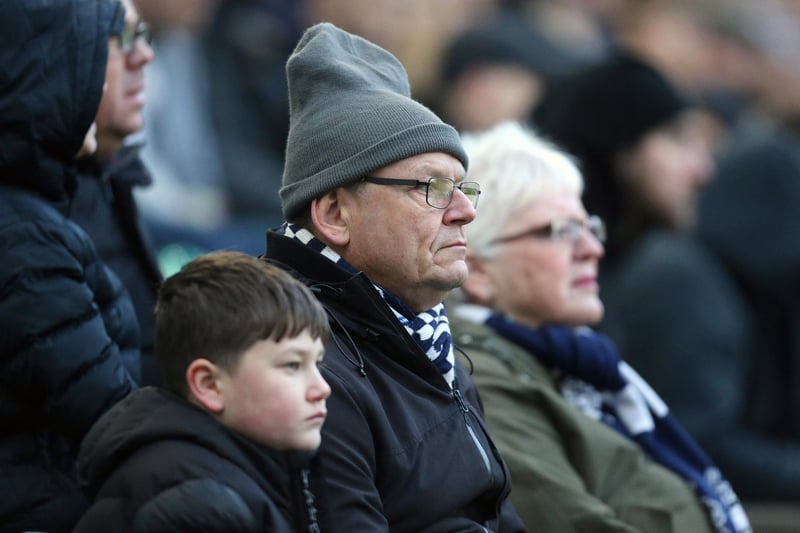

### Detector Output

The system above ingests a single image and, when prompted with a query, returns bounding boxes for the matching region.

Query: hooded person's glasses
[112,19,151,55]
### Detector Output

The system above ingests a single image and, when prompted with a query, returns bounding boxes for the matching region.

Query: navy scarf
[472,308,750,533]
[282,224,455,387]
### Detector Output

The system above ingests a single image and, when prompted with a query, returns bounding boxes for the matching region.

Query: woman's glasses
[491,215,606,245]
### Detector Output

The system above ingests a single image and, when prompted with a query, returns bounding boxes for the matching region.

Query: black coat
[72,146,163,386]
[76,387,329,532]
[0,1,139,530]
[694,125,800,499]
[265,232,526,533]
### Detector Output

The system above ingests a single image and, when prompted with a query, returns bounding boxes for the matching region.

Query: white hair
[461,121,584,259]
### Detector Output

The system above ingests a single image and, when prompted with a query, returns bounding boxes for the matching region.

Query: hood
[0,0,122,204]
[77,387,312,500]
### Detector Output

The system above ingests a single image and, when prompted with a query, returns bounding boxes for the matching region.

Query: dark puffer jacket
[76,387,329,532]
[265,232,526,533]
[0,1,139,530]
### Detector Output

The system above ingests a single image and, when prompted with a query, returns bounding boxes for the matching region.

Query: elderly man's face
[342,152,475,313]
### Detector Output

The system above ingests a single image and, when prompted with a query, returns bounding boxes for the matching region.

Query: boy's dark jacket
[265,232,526,532]
[76,387,329,532]
[0,1,139,530]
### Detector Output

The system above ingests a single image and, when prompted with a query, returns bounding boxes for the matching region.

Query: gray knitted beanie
[280,22,469,220]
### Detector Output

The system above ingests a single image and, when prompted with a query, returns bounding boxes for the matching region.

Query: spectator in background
[72,0,163,386]
[133,0,228,260]
[264,22,526,532]
[533,53,715,265]
[76,252,331,531]
[501,0,617,65]
[515,0,751,153]
[696,131,800,504]
[134,0,300,262]
[449,121,749,533]
[0,0,140,529]
[611,0,750,153]
[609,0,722,93]
[435,8,584,133]
[203,0,302,231]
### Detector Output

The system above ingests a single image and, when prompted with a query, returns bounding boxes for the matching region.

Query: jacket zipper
[453,379,492,476]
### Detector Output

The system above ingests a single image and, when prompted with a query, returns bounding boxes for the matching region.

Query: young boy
[74,251,332,532]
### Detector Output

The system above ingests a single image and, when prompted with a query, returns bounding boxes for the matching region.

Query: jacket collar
[266,231,450,383]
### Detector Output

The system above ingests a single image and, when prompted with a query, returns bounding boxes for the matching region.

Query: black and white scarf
[454,304,751,533]
[282,224,455,388]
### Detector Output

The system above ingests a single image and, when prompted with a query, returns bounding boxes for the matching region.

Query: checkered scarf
[282,224,455,388]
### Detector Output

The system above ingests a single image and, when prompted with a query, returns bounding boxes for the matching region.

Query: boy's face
[217,330,330,450]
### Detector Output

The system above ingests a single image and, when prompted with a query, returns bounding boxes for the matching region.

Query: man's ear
[311,189,352,247]
[186,359,225,413]
[462,252,495,307]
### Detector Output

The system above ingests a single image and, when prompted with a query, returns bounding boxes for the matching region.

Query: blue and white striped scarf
[282,224,455,388]
[454,304,751,533]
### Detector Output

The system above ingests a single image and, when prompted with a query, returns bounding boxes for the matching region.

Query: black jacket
[693,125,800,499]
[265,232,526,533]
[0,1,139,530]
[76,387,329,532]
[72,146,163,386]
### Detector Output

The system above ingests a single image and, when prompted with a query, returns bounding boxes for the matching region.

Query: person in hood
[264,22,525,532]
[75,251,332,531]
[0,0,141,530]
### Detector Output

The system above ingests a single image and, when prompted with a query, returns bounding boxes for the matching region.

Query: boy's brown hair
[155,251,330,397]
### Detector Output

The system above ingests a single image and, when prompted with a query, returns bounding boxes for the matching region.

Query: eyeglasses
[491,215,606,245]
[116,20,152,55]
[361,176,481,209]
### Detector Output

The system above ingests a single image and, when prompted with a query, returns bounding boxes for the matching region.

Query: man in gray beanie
[264,22,525,532]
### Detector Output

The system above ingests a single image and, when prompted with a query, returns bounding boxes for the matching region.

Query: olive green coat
[450,314,714,533]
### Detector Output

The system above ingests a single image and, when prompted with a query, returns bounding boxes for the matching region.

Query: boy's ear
[463,253,495,307]
[186,358,225,413]
[310,190,351,247]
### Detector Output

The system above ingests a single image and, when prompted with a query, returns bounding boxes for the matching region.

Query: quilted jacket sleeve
[0,216,138,449]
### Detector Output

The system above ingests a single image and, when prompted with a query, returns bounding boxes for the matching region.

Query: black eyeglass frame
[360,176,481,209]
[490,214,606,245]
